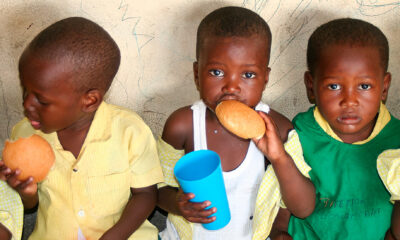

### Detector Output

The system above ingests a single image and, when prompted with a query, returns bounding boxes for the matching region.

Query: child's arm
[255,112,315,218]
[0,223,11,240]
[157,107,216,223]
[100,185,157,239]
[386,201,400,240]
[269,208,292,240]
[0,161,38,210]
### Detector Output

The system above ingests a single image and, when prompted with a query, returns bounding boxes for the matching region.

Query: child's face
[306,44,391,143]
[194,35,270,111]
[19,53,86,134]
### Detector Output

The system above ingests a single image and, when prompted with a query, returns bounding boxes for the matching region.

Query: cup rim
[174,150,220,181]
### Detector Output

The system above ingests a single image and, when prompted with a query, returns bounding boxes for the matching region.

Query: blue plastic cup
[174,150,231,230]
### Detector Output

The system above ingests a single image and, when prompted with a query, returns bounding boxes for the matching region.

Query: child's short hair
[23,17,120,92]
[307,18,389,75]
[196,6,272,62]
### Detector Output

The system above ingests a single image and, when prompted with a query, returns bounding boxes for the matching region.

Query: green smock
[288,107,400,240]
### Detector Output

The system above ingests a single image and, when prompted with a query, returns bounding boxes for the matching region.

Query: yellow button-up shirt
[0,180,23,240]
[10,102,164,240]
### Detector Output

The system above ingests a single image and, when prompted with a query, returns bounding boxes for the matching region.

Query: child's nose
[222,76,240,94]
[341,89,358,107]
[23,93,36,112]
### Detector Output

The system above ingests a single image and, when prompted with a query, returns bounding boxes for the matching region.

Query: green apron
[288,107,400,240]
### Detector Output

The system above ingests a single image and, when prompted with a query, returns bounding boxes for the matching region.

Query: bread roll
[2,134,55,183]
[216,100,266,139]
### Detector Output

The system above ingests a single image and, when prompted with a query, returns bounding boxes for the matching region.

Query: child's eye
[359,84,371,90]
[242,72,256,79]
[37,98,49,106]
[328,84,341,90]
[209,69,224,77]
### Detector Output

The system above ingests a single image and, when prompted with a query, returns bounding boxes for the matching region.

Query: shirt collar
[81,101,112,143]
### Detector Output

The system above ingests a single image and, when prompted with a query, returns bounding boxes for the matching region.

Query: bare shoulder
[268,108,293,142]
[162,106,193,150]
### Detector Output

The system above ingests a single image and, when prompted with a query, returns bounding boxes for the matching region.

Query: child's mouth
[30,119,41,129]
[218,94,240,103]
[338,115,360,124]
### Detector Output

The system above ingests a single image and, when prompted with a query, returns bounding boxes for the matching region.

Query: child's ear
[382,72,392,103]
[304,71,316,104]
[81,89,103,113]
[263,67,271,90]
[193,61,200,91]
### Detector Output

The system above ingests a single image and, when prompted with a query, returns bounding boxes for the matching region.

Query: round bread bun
[216,100,266,139]
[2,134,55,183]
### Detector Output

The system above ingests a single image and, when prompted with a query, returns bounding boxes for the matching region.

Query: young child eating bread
[157,6,315,240]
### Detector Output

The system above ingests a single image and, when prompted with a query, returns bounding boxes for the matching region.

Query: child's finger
[179,202,216,221]
[256,111,283,144]
[183,205,216,223]
[6,169,22,189]
[194,206,216,218]
[186,215,216,224]
[0,164,12,181]
[258,111,278,132]
[183,205,216,219]
[17,177,34,190]
[178,192,195,202]
[179,199,211,214]
[16,177,38,197]
[186,200,211,210]
[0,161,10,172]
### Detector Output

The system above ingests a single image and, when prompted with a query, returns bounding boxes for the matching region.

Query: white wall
[1,0,400,149]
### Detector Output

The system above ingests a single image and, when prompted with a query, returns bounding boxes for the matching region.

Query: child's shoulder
[104,102,152,133]
[162,106,193,150]
[268,108,293,142]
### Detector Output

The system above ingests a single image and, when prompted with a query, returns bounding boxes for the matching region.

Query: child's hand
[253,112,288,164]
[0,161,37,199]
[177,189,216,223]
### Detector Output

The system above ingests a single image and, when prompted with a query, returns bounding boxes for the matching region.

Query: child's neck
[339,130,373,144]
[57,114,95,159]
[205,108,251,171]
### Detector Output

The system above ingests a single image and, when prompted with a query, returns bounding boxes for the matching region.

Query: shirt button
[78,210,85,217]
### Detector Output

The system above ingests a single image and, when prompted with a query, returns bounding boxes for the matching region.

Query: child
[263,18,399,239]
[157,6,315,240]
[0,180,23,240]
[0,17,164,239]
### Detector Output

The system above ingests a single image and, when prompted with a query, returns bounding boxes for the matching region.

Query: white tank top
[191,100,269,240]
